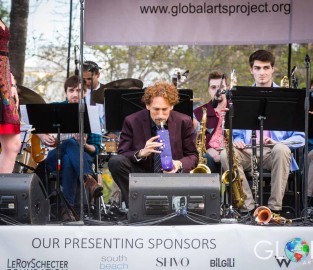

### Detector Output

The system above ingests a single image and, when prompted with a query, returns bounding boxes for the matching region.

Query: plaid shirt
[86,132,101,156]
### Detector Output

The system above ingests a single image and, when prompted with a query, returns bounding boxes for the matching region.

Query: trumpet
[253,206,292,224]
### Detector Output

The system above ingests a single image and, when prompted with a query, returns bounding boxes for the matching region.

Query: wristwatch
[134,150,142,162]
[134,149,147,162]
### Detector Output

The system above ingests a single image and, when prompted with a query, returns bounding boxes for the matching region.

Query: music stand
[225,86,305,207]
[309,94,313,138]
[105,89,193,132]
[25,103,91,221]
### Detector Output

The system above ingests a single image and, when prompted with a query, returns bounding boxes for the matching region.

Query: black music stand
[225,86,305,207]
[25,103,91,221]
[105,89,193,132]
[309,94,313,138]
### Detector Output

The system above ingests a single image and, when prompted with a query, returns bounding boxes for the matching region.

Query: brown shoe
[84,174,103,199]
[60,207,77,222]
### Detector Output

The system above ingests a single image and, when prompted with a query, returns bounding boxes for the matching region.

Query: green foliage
[88,43,313,104]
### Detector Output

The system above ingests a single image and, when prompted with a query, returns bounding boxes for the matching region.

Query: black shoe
[307,196,313,208]
[270,209,282,216]
[84,174,103,199]
[239,207,255,216]
[60,207,77,222]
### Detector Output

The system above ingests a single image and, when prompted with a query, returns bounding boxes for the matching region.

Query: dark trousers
[108,155,148,207]
[204,153,221,174]
[45,138,94,206]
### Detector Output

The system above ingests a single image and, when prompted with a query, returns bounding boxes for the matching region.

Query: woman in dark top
[0,18,21,173]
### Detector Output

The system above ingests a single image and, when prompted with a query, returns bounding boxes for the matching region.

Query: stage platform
[1,221,313,270]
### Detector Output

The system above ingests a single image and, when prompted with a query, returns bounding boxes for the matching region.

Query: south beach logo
[254,237,310,268]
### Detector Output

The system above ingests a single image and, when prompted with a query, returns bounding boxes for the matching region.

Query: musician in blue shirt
[220,50,305,213]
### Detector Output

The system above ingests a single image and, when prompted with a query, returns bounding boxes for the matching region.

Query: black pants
[108,155,148,207]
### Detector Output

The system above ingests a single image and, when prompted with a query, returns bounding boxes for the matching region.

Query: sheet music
[87,105,101,135]
[20,105,30,124]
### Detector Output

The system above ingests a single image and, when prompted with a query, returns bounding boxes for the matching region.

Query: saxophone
[221,129,247,208]
[190,107,211,173]
[251,130,259,207]
[280,76,289,87]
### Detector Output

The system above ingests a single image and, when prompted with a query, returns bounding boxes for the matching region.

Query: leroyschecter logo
[254,237,311,268]
[6,258,69,270]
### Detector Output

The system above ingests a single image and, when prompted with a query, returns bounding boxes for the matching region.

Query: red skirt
[0,123,20,134]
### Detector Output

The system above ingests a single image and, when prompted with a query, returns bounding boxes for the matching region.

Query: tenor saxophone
[221,129,247,208]
[190,107,211,174]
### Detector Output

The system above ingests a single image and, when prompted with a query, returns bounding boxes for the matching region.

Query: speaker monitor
[129,173,220,225]
[0,173,50,225]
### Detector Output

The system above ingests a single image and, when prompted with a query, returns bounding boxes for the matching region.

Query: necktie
[154,152,162,173]
[90,89,96,105]
[153,125,162,173]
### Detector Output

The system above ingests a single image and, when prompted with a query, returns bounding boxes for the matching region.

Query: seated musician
[220,50,305,214]
[193,71,228,173]
[108,81,198,207]
[37,75,102,221]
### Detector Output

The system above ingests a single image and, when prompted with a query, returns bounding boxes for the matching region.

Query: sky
[2,0,87,101]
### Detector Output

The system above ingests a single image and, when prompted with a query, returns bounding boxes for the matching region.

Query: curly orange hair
[142,81,179,106]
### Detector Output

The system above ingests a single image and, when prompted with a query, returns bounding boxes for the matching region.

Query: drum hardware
[14,126,37,173]
[92,78,143,104]
[16,85,46,104]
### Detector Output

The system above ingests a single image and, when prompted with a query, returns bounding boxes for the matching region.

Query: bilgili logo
[254,237,310,268]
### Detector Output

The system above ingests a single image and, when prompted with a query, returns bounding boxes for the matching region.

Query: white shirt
[86,83,105,131]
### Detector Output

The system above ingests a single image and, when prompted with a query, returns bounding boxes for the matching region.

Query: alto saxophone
[221,129,247,208]
[190,107,211,173]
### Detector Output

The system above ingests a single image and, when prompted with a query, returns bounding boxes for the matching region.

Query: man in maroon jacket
[108,81,198,206]
[193,71,228,173]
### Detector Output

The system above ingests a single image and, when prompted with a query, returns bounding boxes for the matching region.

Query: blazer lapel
[168,113,176,148]
[142,109,152,141]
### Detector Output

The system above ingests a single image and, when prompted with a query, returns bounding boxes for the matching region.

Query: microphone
[212,74,225,109]
[305,54,311,63]
[290,66,297,77]
[74,45,79,76]
[182,70,189,79]
[290,66,298,88]
[212,89,221,109]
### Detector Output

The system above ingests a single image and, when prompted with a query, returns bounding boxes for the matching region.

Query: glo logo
[156,257,190,267]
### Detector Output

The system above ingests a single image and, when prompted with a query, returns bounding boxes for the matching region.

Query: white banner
[1,224,313,269]
[84,0,313,45]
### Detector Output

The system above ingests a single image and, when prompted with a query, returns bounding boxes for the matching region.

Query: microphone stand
[227,91,234,217]
[221,89,237,222]
[303,54,311,221]
[77,0,85,224]
[74,45,79,76]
